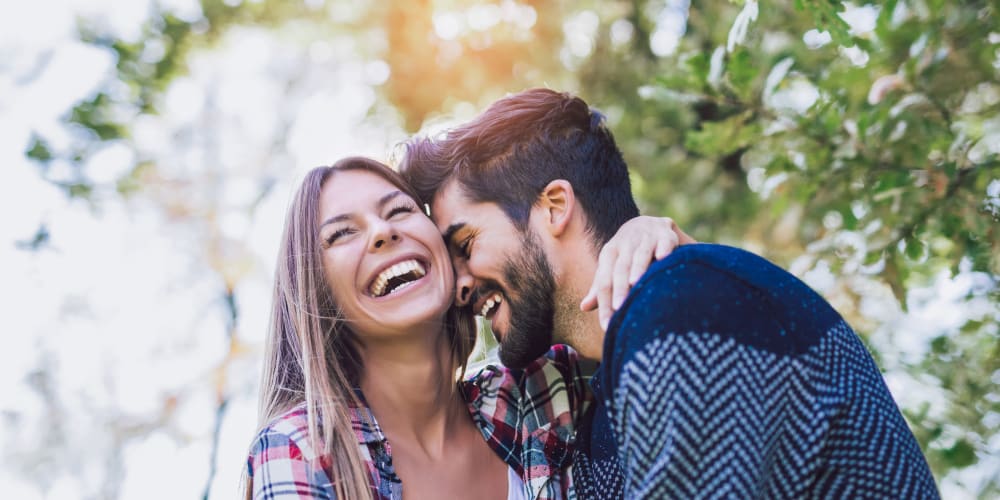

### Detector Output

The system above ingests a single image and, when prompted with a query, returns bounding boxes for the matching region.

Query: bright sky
[0,1,995,499]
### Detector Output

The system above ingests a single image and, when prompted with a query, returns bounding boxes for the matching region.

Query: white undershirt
[507,466,528,500]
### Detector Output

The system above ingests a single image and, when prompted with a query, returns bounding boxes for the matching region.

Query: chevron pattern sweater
[571,244,938,499]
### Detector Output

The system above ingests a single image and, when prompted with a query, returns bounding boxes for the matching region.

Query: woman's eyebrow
[319,191,406,228]
[376,190,405,210]
[319,213,351,229]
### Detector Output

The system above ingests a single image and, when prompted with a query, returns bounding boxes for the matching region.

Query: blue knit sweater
[571,244,938,499]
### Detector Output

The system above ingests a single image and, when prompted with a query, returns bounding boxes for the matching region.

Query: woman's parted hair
[248,157,476,499]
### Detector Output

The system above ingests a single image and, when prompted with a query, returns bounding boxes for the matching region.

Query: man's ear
[536,179,575,237]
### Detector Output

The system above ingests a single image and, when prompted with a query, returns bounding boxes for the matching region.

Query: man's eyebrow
[319,191,406,229]
[442,222,466,244]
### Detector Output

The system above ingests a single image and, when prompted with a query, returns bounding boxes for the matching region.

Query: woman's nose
[372,233,399,249]
[370,220,401,251]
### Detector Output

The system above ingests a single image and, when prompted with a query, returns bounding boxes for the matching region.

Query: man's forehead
[429,179,469,234]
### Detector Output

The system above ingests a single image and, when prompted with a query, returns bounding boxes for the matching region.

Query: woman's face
[317,169,454,339]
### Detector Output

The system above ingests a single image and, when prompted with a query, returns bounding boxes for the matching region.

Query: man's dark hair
[398,88,639,249]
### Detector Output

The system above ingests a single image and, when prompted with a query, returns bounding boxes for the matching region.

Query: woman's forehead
[322,170,397,202]
[318,169,415,220]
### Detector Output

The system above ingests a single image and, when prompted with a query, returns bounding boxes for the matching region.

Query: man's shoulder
[611,243,842,357]
[624,243,792,317]
[632,243,828,311]
[639,243,781,287]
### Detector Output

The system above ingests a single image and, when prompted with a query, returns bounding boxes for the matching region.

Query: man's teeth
[370,259,426,297]
[480,293,502,317]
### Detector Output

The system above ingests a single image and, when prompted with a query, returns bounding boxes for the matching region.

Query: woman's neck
[358,324,467,458]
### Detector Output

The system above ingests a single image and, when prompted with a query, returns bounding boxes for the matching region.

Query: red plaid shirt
[247,345,591,499]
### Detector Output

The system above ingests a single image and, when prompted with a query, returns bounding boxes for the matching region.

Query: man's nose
[453,260,474,307]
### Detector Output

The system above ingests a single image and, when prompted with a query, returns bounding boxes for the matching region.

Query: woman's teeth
[370,259,426,297]
[480,293,502,317]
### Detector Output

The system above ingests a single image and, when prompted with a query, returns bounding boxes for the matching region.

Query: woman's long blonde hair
[246,157,476,499]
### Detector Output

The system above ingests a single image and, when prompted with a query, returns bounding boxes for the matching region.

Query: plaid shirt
[247,345,591,499]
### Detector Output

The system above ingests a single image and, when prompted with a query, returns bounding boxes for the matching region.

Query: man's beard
[496,229,557,369]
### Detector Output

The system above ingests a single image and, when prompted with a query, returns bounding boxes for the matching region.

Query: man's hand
[580,216,696,330]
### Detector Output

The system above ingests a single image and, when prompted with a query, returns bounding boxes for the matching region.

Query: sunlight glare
[433,11,464,41]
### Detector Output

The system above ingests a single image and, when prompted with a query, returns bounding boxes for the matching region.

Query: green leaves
[685,110,759,157]
[794,0,852,46]
[69,93,127,141]
[685,52,712,89]
[726,49,759,99]
[25,134,53,164]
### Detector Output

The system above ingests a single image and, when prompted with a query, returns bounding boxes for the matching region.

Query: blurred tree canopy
[22,0,999,496]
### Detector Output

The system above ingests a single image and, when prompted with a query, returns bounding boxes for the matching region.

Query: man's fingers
[580,290,597,311]
[677,227,697,245]
[654,231,680,261]
[586,245,617,315]
[588,216,694,330]
[612,249,632,310]
[630,236,658,285]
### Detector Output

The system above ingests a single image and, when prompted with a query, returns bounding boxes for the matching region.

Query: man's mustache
[468,282,505,307]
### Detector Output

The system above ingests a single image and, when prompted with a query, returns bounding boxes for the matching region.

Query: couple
[245,89,938,499]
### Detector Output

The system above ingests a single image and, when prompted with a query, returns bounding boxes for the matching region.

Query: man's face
[431,180,556,369]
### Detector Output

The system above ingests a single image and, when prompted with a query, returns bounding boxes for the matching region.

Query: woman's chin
[366,291,451,332]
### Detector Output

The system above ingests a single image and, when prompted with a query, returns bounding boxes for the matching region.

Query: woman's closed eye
[386,202,416,219]
[325,227,356,247]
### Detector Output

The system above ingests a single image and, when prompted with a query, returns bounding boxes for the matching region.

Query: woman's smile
[365,256,431,299]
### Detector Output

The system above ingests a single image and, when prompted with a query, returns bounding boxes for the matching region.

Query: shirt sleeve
[530,344,594,425]
[516,345,594,497]
[464,345,594,498]
[247,429,337,500]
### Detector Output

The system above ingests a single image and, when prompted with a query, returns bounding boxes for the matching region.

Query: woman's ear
[536,179,575,237]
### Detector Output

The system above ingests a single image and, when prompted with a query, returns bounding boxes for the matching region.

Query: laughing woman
[244,157,684,499]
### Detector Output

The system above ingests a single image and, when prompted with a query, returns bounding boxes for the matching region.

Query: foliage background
[2,0,997,498]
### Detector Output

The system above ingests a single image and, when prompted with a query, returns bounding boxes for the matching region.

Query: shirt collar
[349,389,388,445]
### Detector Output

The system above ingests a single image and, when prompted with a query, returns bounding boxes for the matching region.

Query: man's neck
[551,239,606,362]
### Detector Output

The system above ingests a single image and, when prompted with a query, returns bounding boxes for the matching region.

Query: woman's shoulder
[248,403,327,467]
[246,404,339,499]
